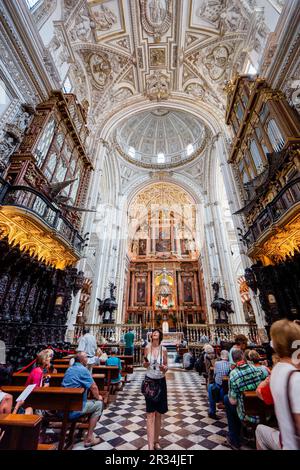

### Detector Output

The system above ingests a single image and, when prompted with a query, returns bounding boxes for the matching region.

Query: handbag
[141,346,162,402]
[141,376,161,402]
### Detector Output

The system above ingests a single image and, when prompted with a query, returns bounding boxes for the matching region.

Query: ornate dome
[114,107,207,168]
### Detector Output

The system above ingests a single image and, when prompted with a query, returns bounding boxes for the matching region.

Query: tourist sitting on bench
[208,350,230,419]
[106,348,122,391]
[224,349,265,449]
[247,350,270,377]
[62,352,104,448]
[183,350,194,370]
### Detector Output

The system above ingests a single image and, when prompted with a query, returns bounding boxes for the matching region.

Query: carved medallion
[203,45,231,81]
[140,0,172,42]
[89,53,112,88]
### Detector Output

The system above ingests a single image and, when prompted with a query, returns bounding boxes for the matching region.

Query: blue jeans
[224,394,241,446]
[208,383,224,414]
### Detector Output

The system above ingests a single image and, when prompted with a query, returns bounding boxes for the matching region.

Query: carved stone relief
[139,0,172,42]
[149,47,166,67]
[89,52,112,88]
[69,7,93,42]
[145,71,170,101]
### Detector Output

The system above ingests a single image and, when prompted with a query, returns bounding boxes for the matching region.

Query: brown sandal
[154,442,161,450]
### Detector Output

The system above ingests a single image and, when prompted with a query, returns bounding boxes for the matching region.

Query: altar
[146,330,183,346]
[161,332,183,347]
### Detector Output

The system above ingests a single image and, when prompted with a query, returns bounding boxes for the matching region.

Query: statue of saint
[148,0,166,24]
[162,320,169,333]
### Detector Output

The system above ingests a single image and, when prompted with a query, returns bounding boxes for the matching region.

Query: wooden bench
[243,391,275,424]
[0,413,42,450]
[11,373,109,407]
[11,372,105,391]
[1,386,84,450]
[53,364,119,391]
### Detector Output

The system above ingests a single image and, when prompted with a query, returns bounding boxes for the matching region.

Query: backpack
[194,352,205,374]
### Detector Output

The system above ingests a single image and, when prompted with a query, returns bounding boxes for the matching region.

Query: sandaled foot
[84,437,102,448]
[154,442,162,450]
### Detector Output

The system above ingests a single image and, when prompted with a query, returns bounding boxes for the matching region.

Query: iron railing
[0,177,84,254]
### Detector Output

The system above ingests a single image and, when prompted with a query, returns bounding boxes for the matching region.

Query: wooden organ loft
[225,75,300,326]
[0,91,92,367]
[124,207,207,329]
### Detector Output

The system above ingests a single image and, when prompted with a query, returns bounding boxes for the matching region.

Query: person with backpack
[256,319,300,450]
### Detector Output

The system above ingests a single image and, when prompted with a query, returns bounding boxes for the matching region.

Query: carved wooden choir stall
[0,91,92,366]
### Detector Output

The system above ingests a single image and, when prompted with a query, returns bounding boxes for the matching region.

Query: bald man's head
[75,351,88,367]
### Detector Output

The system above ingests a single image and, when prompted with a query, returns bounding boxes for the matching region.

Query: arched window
[128,146,135,158]
[186,144,193,156]
[157,152,165,163]
[63,76,73,94]
[267,119,285,152]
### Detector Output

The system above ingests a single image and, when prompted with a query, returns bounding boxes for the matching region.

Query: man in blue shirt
[62,351,104,447]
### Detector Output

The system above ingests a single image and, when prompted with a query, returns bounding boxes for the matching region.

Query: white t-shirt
[146,346,167,379]
[270,362,300,450]
[77,333,97,358]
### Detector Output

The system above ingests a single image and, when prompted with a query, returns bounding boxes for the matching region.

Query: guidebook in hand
[16,384,37,402]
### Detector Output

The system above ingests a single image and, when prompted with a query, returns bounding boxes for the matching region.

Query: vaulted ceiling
[48,0,270,133]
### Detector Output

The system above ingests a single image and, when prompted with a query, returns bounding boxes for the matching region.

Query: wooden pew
[243,391,275,424]
[53,364,119,390]
[1,386,84,450]
[11,373,109,406]
[0,414,42,450]
[11,372,105,391]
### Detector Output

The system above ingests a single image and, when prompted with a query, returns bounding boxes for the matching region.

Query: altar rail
[73,323,143,344]
[74,322,261,346]
[186,324,260,344]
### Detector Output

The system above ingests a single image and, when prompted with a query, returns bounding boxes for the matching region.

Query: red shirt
[25,367,43,387]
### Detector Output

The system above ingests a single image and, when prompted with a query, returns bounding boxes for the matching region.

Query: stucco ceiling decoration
[130,182,195,211]
[54,0,270,133]
[139,0,173,43]
[114,107,208,169]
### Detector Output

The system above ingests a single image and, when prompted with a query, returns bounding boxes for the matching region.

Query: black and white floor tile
[72,356,231,451]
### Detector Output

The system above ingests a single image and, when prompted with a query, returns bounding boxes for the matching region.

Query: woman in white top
[256,319,300,450]
[143,329,168,450]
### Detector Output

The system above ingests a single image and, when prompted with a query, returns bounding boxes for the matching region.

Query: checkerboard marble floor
[73,360,232,451]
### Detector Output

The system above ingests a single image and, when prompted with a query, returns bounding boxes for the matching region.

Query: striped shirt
[229,363,264,423]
